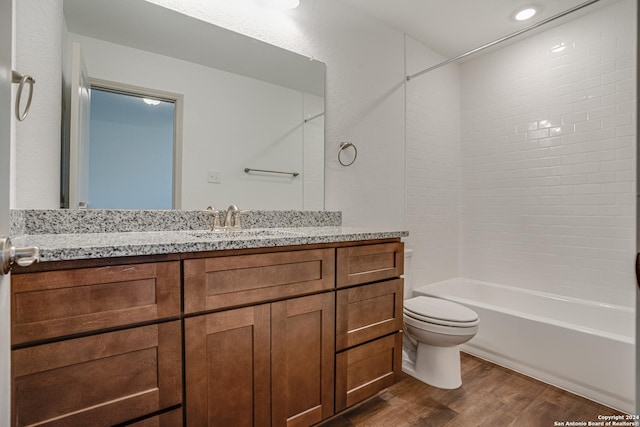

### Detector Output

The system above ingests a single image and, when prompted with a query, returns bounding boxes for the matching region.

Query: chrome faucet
[201,205,249,231]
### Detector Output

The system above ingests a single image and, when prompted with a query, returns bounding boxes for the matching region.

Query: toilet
[402,250,479,389]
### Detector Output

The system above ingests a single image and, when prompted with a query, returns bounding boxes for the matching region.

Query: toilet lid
[404,296,478,324]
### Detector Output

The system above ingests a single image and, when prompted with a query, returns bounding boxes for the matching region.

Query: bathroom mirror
[57,0,326,210]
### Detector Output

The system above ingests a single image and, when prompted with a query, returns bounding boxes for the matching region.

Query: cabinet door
[272,293,335,427]
[12,261,181,345]
[335,332,402,412]
[336,242,403,288]
[12,321,182,427]
[336,279,404,351]
[185,305,271,427]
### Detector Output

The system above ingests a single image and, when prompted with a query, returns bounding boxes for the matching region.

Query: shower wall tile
[459,0,636,306]
[404,36,461,286]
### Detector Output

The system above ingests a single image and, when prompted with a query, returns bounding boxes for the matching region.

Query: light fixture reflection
[550,43,567,53]
[515,7,537,21]
[143,98,161,106]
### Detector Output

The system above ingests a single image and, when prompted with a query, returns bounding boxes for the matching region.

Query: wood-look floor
[321,353,623,427]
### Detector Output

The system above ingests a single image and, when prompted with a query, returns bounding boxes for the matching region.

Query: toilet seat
[404,296,479,328]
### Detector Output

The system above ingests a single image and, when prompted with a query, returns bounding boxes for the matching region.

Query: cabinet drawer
[336,243,403,288]
[128,408,183,426]
[335,332,402,412]
[184,249,335,313]
[12,262,181,345]
[12,321,182,427]
[336,279,404,351]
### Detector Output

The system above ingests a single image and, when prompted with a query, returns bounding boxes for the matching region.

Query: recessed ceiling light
[283,0,300,8]
[515,7,537,21]
[261,0,300,9]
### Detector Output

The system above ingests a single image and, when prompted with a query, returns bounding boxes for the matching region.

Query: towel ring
[12,70,35,122]
[338,141,357,167]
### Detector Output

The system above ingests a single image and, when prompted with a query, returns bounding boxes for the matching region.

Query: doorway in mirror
[88,87,176,209]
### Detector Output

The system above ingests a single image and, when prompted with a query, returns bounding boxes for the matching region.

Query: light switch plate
[207,169,221,184]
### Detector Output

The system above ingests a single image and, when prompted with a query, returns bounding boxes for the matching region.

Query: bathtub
[413,278,635,413]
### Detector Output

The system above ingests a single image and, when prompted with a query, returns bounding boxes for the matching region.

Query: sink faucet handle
[201,206,222,230]
[229,209,250,230]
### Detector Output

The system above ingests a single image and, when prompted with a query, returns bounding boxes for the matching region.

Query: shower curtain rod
[406,0,602,81]
[304,112,325,123]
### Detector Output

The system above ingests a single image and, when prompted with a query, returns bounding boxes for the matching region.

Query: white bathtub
[413,278,635,413]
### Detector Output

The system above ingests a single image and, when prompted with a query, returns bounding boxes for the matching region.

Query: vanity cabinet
[11,261,183,427]
[10,239,404,427]
[183,249,335,427]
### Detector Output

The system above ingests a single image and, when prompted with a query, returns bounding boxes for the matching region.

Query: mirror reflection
[60,0,326,210]
[87,88,176,209]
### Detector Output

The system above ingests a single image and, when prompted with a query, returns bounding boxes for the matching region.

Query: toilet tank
[403,248,413,299]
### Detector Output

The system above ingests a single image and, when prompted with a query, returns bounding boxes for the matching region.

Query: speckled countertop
[13,227,408,262]
[11,210,408,262]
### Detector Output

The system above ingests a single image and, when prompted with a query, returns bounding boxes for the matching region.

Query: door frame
[0,0,12,424]
[89,78,184,209]
[635,2,640,415]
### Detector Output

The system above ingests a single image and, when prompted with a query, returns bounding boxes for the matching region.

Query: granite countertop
[13,226,409,262]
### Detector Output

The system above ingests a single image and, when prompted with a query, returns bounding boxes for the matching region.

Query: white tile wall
[459,0,636,306]
[405,36,461,286]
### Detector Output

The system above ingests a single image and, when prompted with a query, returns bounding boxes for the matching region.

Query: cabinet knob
[0,237,40,274]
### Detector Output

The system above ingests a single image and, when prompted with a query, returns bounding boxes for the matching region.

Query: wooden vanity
[10,239,404,426]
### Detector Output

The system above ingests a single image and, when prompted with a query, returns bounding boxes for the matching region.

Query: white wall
[145,0,407,227]
[13,0,62,208]
[405,36,461,287]
[303,93,325,210]
[459,0,636,306]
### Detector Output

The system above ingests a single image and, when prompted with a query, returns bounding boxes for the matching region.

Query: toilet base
[402,343,462,389]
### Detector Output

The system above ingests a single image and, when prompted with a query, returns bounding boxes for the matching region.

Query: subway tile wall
[459,0,636,305]
[405,37,461,286]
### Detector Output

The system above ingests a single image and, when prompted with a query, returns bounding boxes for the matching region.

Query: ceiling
[338,0,619,58]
